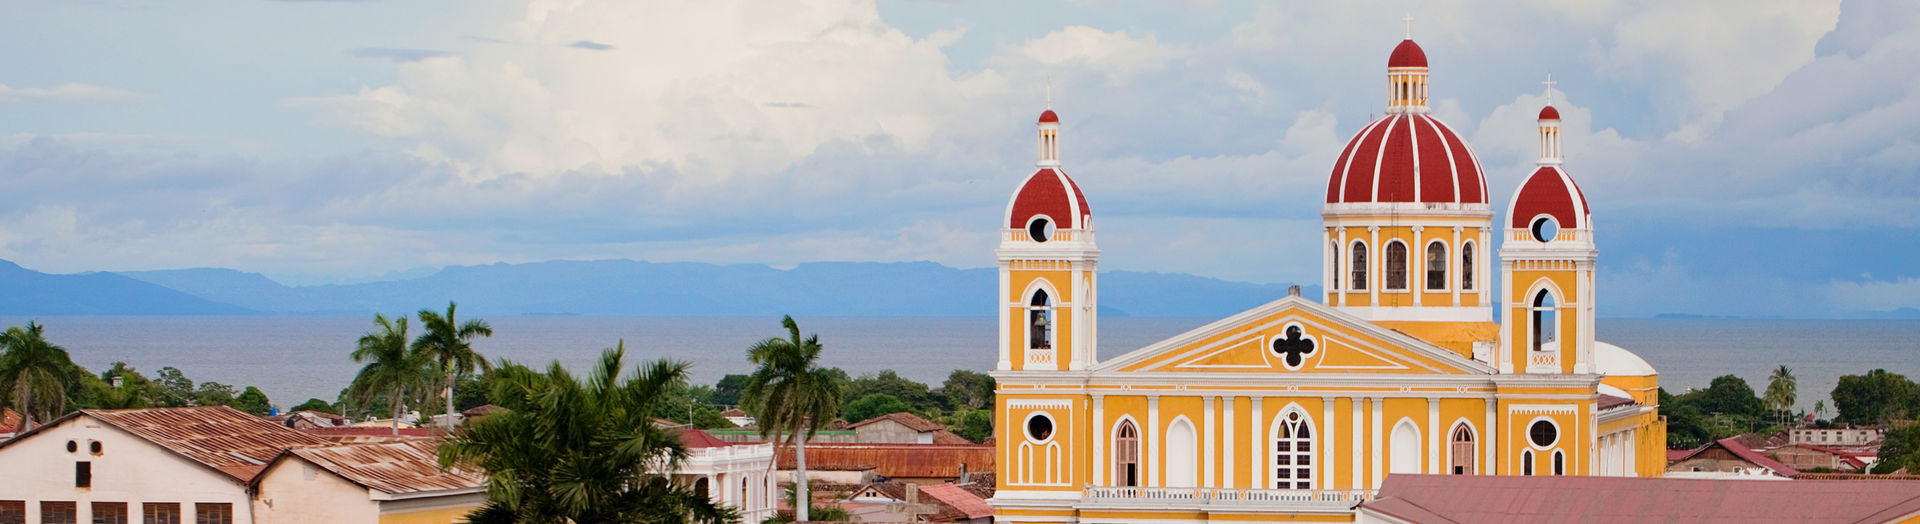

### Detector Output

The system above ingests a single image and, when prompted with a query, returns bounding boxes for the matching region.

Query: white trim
[1446,418,1479,475]
[1165,415,1198,488]
[1223,397,1236,489]
[1094,295,1494,375]
[1007,399,1073,410]
[1388,417,1422,475]
[1023,410,1059,444]
[1024,214,1058,243]
[1368,115,1404,202]
[1202,396,1216,488]
[1333,117,1392,204]
[1267,402,1318,490]
[1272,321,1319,371]
[1424,238,1450,293]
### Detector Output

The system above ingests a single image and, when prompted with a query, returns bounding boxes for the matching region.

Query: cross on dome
[1045,75,1053,109]
[1543,73,1557,106]
[1403,12,1414,39]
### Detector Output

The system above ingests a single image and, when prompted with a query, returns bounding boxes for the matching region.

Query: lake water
[6,315,1916,414]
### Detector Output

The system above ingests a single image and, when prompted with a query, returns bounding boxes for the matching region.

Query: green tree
[349,314,432,436]
[845,393,912,423]
[1765,366,1797,426]
[414,301,494,431]
[234,386,272,416]
[952,407,993,444]
[194,382,237,407]
[0,322,76,431]
[154,366,195,407]
[1813,400,1826,421]
[438,343,733,524]
[712,374,749,406]
[940,369,995,410]
[843,370,933,414]
[742,315,841,523]
[1697,375,1765,418]
[1876,422,1920,474]
[290,398,336,414]
[1832,369,1920,425]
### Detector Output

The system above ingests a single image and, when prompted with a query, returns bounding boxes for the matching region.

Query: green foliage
[154,367,195,407]
[652,382,735,429]
[1876,422,1920,474]
[233,386,272,416]
[290,398,336,414]
[451,371,494,412]
[743,315,841,523]
[1698,375,1765,418]
[0,321,77,430]
[952,407,993,444]
[845,393,912,423]
[1832,369,1920,425]
[713,374,749,406]
[348,313,434,431]
[439,342,735,524]
[195,382,237,407]
[414,301,493,430]
[1662,378,1774,450]
[1764,366,1796,423]
[843,370,934,414]
[759,482,850,524]
[941,369,995,410]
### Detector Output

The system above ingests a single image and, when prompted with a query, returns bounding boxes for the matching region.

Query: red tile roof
[677,428,732,449]
[848,412,944,433]
[1596,394,1635,411]
[1363,474,1920,524]
[777,443,993,479]
[1680,437,1799,477]
[919,483,993,520]
[931,430,974,445]
[0,408,19,432]
[1791,443,1871,470]
[1666,448,1693,463]
[0,407,335,482]
[270,439,482,495]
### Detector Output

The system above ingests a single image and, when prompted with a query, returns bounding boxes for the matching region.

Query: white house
[675,428,777,523]
[251,439,484,523]
[0,406,333,524]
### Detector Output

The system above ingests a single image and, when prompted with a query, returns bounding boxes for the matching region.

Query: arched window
[1272,410,1314,489]
[1461,242,1476,291]
[1166,418,1197,488]
[1389,419,1421,474]
[1114,420,1139,487]
[1522,449,1535,476]
[1350,241,1368,290]
[1425,241,1447,291]
[1552,450,1566,475]
[1328,240,1339,291]
[1385,241,1408,290]
[1530,289,1557,352]
[1450,425,1475,475]
[1029,290,1052,350]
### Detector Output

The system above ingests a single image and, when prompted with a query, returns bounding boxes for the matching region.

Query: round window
[1028,217,1054,243]
[1528,419,1559,448]
[1529,216,1559,243]
[66,440,78,453]
[1025,413,1055,442]
[90,441,103,454]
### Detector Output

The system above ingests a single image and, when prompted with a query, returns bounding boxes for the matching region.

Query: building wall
[252,458,380,524]
[377,494,487,524]
[0,416,256,524]
[852,421,927,444]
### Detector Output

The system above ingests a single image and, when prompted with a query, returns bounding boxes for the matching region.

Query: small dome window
[1530,216,1559,243]
[67,440,78,453]
[1028,216,1055,243]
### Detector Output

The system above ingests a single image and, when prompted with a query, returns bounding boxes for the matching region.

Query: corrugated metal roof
[777,443,992,479]
[282,439,482,495]
[918,483,992,520]
[847,412,944,433]
[86,406,334,482]
[1363,474,1920,523]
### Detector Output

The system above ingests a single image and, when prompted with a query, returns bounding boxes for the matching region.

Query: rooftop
[1362,474,1920,523]
[777,443,993,479]
[848,412,945,433]
[272,439,482,495]
[2,406,335,482]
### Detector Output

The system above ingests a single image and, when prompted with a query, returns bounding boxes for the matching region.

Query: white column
[1071,266,1086,370]
[1250,397,1264,489]
[1486,401,1498,475]
[1351,398,1364,490]
[1499,257,1515,373]
[1147,395,1161,487]
[998,264,1011,370]
[1412,225,1425,306]
[1093,393,1106,486]
[1479,228,1492,306]
[1224,396,1237,489]
[1427,399,1441,474]
[1203,396,1217,488]
[1369,226,1381,307]
[1323,228,1334,303]
[1322,397,1335,490]
[1452,226,1464,306]
[1370,397,1384,489]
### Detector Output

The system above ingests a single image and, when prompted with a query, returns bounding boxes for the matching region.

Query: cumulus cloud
[0,82,148,104]
[1002,26,1186,82]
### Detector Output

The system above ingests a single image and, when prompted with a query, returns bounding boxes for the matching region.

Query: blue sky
[1,0,1916,318]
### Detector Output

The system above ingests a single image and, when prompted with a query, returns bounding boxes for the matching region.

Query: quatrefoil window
[1271,325,1317,369]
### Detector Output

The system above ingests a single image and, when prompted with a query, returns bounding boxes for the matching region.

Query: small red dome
[1326,113,1487,205]
[1388,39,1427,68]
[1507,165,1589,230]
[1038,109,1059,124]
[1538,105,1561,120]
[1006,168,1091,230]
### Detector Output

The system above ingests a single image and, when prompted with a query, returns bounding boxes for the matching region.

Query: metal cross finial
[1403,13,1414,39]
[1542,73,1557,106]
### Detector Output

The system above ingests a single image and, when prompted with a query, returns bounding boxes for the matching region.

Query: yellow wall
[380,506,479,524]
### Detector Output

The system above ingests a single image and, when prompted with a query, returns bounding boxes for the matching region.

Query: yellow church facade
[990,36,1665,523]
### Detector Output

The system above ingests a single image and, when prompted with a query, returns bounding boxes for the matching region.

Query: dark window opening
[143,503,181,524]
[192,503,230,524]
[1462,243,1476,290]
[1028,217,1052,243]
[1531,290,1557,353]
[1522,450,1535,476]
[1553,451,1566,475]
[1529,420,1559,448]
[1350,242,1368,290]
[1450,426,1475,475]
[0,500,23,524]
[91,502,127,524]
[75,462,91,488]
[1028,290,1052,350]
[1530,217,1558,243]
[1025,413,1054,442]
[41,502,76,524]
[1426,242,1447,290]
[1385,242,1408,290]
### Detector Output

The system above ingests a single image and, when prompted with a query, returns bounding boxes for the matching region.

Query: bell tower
[999,108,1099,372]
[1499,88,1597,374]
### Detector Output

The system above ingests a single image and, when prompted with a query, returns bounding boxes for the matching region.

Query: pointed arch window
[1450,425,1476,475]
[1425,241,1447,291]
[1329,240,1340,291]
[1114,420,1139,487]
[1461,242,1476,291]
[1530,289,1557,352]
[1385,241,1408,290]
[1522,449,1536,476]
[1029,290,1053,350]
[1272,410,1314,489]
[1350,241,1369,291]
[1553,450,1567,475]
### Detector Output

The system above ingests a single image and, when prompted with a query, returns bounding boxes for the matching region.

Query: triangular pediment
[1098,296,1492,375]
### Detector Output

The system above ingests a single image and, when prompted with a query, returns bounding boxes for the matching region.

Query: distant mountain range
[0,258,1317,317]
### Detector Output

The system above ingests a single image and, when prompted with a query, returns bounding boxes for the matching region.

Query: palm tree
[438,342,733,524]
[1814,400,1827,421]
[414,301,493,431]
[0,322,75,432]
[1765,365,1797,426]
[347,314,431,436]
[742,315,840,523]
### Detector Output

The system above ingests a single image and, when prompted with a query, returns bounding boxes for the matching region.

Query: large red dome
[1508,165,1589,230]
[1388,39,1427,68]
[1006,168,1091,230]
[1326,113,1487,205]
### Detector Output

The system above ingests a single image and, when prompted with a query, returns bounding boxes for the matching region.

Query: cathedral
[989,35,1666,523]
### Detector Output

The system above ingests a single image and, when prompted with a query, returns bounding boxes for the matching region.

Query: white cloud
[1004,26,1187,82]
[0,82,148,104]
[1596,0,1842,138]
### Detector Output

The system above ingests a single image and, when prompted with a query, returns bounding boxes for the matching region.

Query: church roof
[1006,167,1092,230]
[1327,113,1488,205]
[1594,342,1657,376]
[1362,474,1920,523]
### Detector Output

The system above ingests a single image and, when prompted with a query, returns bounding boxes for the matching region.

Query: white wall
[252,458,380,524]
[0,416,255,524]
